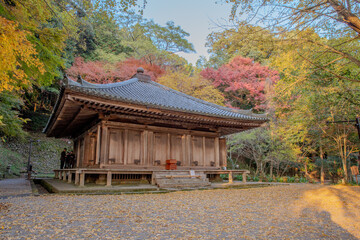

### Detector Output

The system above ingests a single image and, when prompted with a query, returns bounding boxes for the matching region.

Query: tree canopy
[201,56,279,111]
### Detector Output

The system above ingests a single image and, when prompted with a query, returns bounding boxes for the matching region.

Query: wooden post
[100,123,108,167]
[76,139,81,168]
[142,130,148,165]
[186,135,192,166]
[219,138,227,168]
[83,134,90,166]
[106,171,112,187]
[202,137,206,167]
[75,171,80,185]
[79,172,85,187]
[58,171,62,180]
[68,171,72,183]
[124,129,128,165]
[151,172,156,185]
[214,137,220,167]
[96,124,101,164]
[62,171,67,181]
[242,172,247,183]
[181,135,186,165]
[147,131,153,166]
[54,171,59,179]
[167,133,170,159]
[228,171,233,184]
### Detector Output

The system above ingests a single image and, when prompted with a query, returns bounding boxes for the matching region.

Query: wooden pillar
[214,137,220,167]
[181,135,186,165]
[147,131,153,166]
[96,124,101,164]
[67,171,72,183]
[83,134,90,166]
[62,171,67,181]
[58,171,62,180]
[151,172,156,185]
[228,171,233,184]
[75,171,80,185]
[124,129,128,165]
[54,171,59,179]
[76,139,81,168]
[100,123,108,167]
[106,171,112,187]
[242,172,247,183]
[202,137,206,167]
[219,138,227,168]
[142,130,148,165]
[167,133,170,159]
[186,135,192,166]
[79,172,85,187]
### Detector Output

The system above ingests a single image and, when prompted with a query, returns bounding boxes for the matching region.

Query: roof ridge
[67,76,138,89]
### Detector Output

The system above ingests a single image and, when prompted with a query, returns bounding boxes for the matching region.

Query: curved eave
[43,86,66,135]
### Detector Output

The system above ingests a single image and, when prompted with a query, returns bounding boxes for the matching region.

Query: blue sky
[142,0,232,65]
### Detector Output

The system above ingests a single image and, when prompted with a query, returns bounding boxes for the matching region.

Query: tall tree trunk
[270,160,273,178]
[255,160,259,176]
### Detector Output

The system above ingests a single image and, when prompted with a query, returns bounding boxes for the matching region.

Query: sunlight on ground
[296,185,360,239]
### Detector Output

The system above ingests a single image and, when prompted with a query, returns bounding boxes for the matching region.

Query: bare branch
[297,51,360,82]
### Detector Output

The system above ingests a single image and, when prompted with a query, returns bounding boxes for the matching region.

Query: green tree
[271,31,360,182]
[224,0,360,82]
[205,23,276,67]
[117,11,193,67]
[0,92,28,140]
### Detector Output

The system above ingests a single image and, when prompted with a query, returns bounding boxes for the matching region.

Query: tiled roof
[64,74,267,122]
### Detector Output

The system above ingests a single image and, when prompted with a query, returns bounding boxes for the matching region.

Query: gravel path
[0,184,359,239]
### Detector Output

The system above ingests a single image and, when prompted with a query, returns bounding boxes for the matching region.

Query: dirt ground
[0,184,359,239]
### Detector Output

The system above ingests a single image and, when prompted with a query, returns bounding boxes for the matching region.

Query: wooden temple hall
[44,68,267,188]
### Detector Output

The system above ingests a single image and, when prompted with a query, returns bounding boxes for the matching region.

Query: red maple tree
[201,56,279,111]
[66,57,165,84]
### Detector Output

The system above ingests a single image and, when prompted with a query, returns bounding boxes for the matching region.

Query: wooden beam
[103,121,219,137]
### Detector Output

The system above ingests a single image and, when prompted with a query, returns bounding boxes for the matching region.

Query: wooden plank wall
[77,121,227,168]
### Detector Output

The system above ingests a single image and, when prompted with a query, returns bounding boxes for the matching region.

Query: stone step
[155,178,211,189]
[155,175,207,180]
[153,170,211,189]
[154,171,204,176]
[156,179,209,185]
[157,182,211,188]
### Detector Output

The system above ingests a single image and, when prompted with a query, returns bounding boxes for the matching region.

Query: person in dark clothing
[65,152,70,168]
[68,151,76,168]
[60,148,67,169]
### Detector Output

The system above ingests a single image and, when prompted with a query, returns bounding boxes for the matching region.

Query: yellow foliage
[158,70,225,106]
[0,16,44,92]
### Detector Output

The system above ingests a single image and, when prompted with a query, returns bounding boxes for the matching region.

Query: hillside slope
[0,132,72,177]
